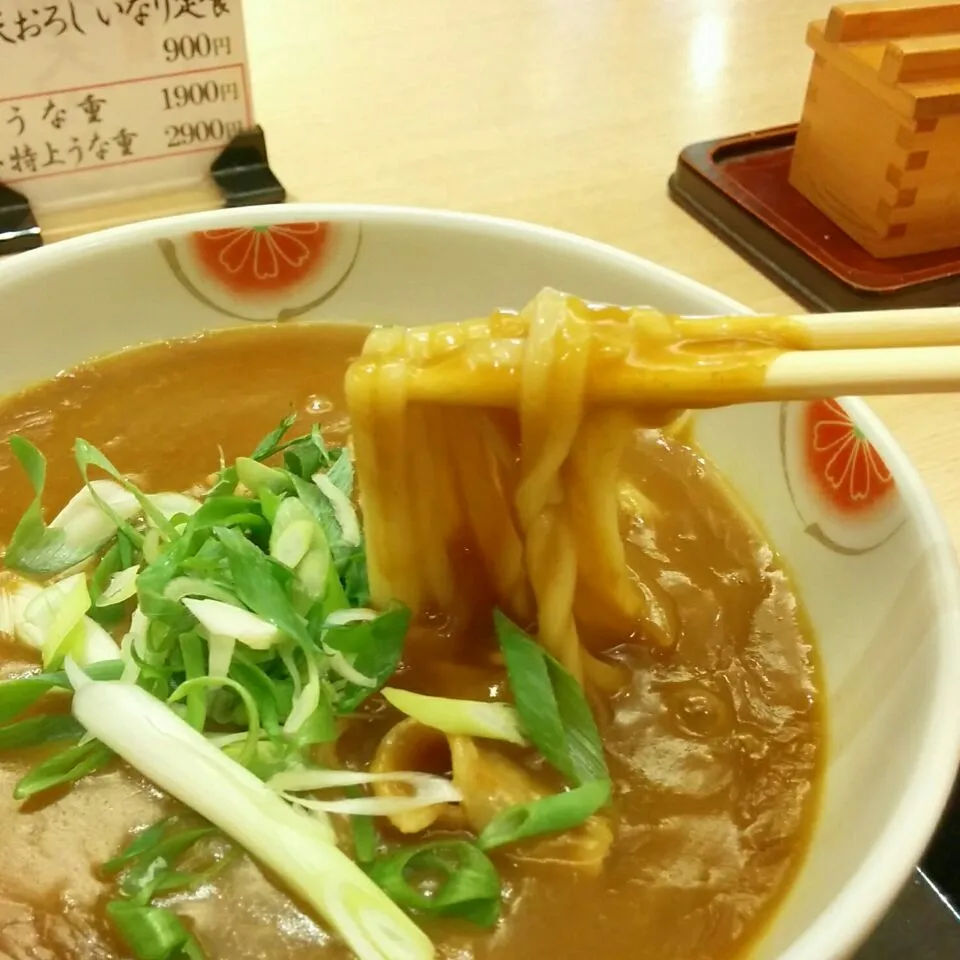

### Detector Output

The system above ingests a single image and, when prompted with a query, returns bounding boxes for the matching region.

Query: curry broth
[0,323,821,960]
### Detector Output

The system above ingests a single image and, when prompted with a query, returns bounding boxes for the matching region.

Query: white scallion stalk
[324,608,378,627]
[283,646,321,736]
[0,573,118,665]
[206,730,256,749]
[142,527,162,565]
[272,499,332,604]
[207,633,236,679]
[147,491,202,520]
[67,671,433,960]
[295,548,330,603]
[119,633,139,684]
[271,512,316,570]
[181,598,280,650]
[271,768,462,816]
[119,607,149,684]
[273,520,315,569]
[164,577,240,606]
[280,788,459,817]
[73,617,122,665]
[312,472,361,547]
[381,688,529,746]
[279,645,303,700]
[236,457,289,496]
[18,572,92,666]
[0,574,42,637]
[322,645,376,688]
[50,481,140,553]
[95,564,140,607]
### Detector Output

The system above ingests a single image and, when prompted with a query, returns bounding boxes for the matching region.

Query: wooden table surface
[244,0,959,545]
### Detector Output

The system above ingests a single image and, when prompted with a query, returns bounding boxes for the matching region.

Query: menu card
[0,0,253,220]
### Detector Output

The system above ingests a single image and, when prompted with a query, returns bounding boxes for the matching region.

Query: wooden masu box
[789,0,960,259]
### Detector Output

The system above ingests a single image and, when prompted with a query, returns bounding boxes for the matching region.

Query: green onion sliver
[381,688,527,746]
[477,779,611,851]
[367,840,502,928]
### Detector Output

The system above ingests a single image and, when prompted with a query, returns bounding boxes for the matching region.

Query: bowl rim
[3,201,960,960]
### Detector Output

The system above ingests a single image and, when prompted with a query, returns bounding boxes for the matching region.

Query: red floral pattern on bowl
[778,399,904,554]
[159,220,361,322]
[804,399,895,515]
[190,223,332,296]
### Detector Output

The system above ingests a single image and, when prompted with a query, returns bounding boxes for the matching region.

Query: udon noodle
[347,287,775,689]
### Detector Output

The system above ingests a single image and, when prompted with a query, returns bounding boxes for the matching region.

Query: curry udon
[0,293,821,960]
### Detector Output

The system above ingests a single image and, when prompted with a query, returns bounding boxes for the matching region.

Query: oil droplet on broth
[306,395,334,415]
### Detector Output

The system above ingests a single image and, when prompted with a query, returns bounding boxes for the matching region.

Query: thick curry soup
[0,319,821,960]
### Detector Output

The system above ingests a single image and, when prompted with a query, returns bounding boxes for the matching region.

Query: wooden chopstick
[763,345,960,400]
[769,308,960,350]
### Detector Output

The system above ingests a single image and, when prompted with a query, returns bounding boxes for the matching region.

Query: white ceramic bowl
[1,204,959,960]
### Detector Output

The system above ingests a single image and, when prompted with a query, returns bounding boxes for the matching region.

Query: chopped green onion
[250,412,298,461]
[271,519,315,570]
[69,617,122,665]
[348,790,380,866]
[322,644,376,689]
[146,492,202,524]
[0,659,123,724]
[67,671,433,960]
[18,572,92,667]
[312,472,361,546]
[270,498,321,569]
[282,643,322,736]
[115,825,218,899]
[181,598,281,650]
[324,608,377,627]
[169,676,259,767]
[325,453,355,499]
[291,477,344,550]
[96,565,140,607]
[103,817,226,960]
[88,542,127,617]
[106,901,204,960]
[322,605,411,714]
[337,545,371,609]
[74,440,177,542]
[477,779,611,851]
[281,424,332,480]
[142,528,162,564]
[177,633,208,732]
[102,818,174,875]
[493,610,608,785]
[4,438,126,576]
[292,547,331,609]
[226,654,286,740]
[15,572,120,668]
[207,634,235,679]
[0,712,84,749]
[212,527,312,648]
[235,457,290,497]
[51,478,142,549]
[14,737,113,800]
[119,608,149,684]
[381,688,528,746]
[367,841,501,928]
[163,577,240,606]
